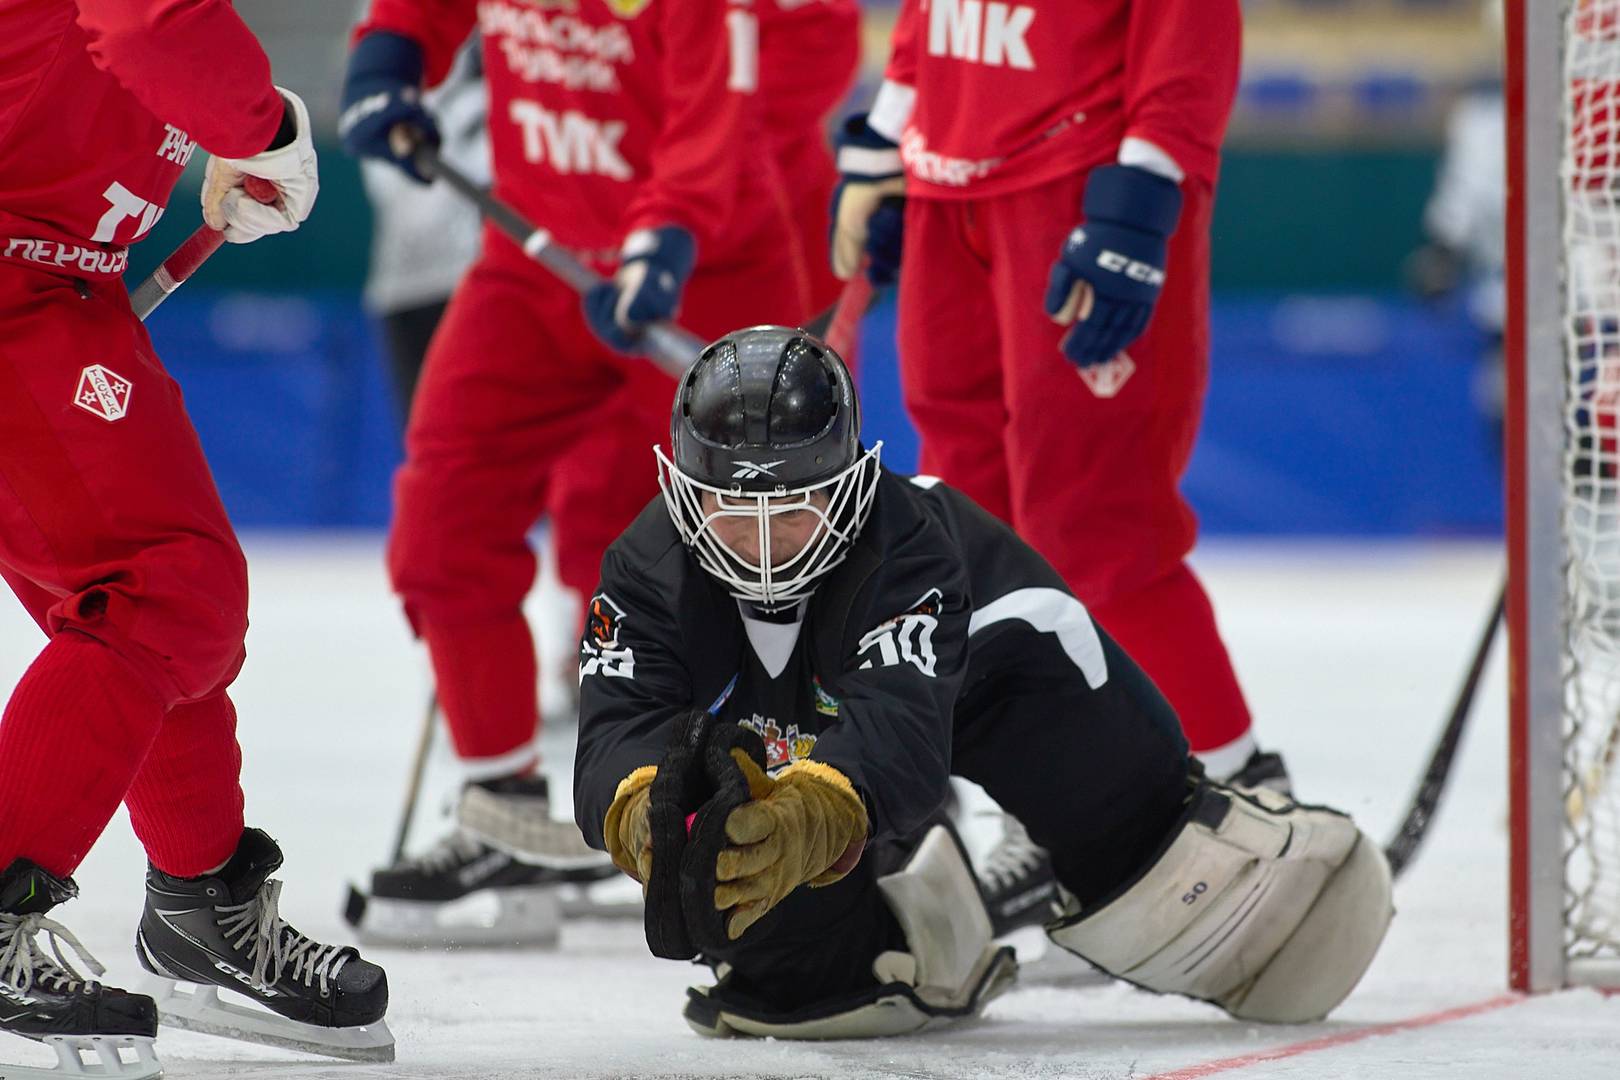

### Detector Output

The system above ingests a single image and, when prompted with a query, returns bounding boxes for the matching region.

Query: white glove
[202,87,319,244]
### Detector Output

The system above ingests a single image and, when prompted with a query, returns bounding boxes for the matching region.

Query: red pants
[389,232,808,768]
[897,173,1252,754]
[0,263,247,877]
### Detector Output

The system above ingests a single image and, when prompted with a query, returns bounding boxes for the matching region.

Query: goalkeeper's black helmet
[657,326,881,608]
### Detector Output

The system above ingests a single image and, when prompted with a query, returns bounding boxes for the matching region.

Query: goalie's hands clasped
[201,87,318,244]
[713,752,869,940]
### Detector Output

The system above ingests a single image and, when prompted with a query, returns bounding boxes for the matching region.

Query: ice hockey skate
[1225,748,1293,795]
[357,827,643,946]
[136,827,393,1062]
[352,825,619,948]
[347,769,634,946]
[0,860,160,1080]
[975,813,1061,938]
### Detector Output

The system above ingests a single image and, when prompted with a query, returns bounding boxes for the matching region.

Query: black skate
[975,814,1061,938]
[0,860,159,1080]
[353,827,619,947]
[136,827,393,1062]
[1223,749,1294,796]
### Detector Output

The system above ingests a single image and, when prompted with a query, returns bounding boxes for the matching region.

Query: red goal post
[1508,0,1620,993]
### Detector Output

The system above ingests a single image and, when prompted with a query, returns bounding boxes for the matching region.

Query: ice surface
[1,535,1615,1078]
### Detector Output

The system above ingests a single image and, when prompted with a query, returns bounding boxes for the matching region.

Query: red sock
[0,632,164,877]
[1090,563,1253,755]
[125,693,245,877]
[422,612,540,764]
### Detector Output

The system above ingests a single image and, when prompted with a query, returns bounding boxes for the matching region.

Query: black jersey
[574,467,1116,847]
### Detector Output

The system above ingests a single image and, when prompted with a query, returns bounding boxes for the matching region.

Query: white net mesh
[1562,0,1620,961]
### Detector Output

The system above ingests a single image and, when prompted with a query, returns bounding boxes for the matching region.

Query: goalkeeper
[574,326,1394,1040]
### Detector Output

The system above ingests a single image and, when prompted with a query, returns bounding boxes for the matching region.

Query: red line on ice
[1141,993,1527,1079]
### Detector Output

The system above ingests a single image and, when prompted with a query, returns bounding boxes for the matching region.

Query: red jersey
[880,0,1240,198]
[760,0,860,135]
[359,0,772,263]
[0,0,283,278]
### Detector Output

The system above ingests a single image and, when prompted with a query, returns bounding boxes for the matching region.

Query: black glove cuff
[1082,164,1183,237]
[265,93,298,153]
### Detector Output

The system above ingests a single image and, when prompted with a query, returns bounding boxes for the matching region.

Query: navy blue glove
[585,226,697,355]
[1043,164,1183,369]
[830,114,906,287]
[338,31,440,183]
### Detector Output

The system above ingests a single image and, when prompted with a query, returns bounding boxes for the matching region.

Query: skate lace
[978,817,1048,893]
[0,912,105,995]
[217,879,351,996]
[402,827,487,874]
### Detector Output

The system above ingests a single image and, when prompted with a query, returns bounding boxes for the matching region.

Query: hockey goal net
[1510,0,1620,991]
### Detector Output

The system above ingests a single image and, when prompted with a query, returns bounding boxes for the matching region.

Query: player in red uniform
[830,0,1285,926]
[339,0,811,942]
[761,0,861,318]
[834,0,1277,779]
[541,0,862,708]
[0,2,391,1073]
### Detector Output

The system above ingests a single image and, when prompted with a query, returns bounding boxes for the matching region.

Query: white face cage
[656,442,883,609]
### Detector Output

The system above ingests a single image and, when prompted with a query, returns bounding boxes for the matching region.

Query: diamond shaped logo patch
[74,365,132,422]
[1078,352,1136,399]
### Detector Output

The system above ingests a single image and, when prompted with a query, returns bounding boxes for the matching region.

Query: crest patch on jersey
[812,675,840,717]
[1078,352,1136,398]
[580,591,635,679]
[603,0,651,19]
[74,365,132,422]
[737,714,816,773]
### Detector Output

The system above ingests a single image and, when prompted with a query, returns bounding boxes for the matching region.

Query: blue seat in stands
[1240,71,1320,116]
[1350,70,1429,116]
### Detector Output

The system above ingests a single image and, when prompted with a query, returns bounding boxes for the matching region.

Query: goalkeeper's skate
[136,827,393,1062]
[1224,748,1293,796]
[976,813,1061,938]
[0,860,160,1080]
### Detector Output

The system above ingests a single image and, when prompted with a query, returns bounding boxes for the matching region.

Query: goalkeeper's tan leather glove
[602,766,658,885]
[713,752,869,940]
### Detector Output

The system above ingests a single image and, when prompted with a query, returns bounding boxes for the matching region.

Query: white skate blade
[557,873,643,919]
[141,979,394,1063]
[355,885,562,948]
[0,1035,162,1080]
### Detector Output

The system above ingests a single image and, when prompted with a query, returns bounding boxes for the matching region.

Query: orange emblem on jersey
[603,0,652,19]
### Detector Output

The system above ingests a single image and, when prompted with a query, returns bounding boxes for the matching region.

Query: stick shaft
[130,226,225,321]
[128,176,281,321]
[1383,583,1505,877]
[388,692,440,865]
[410,142,702,375]
[822,272,874,358]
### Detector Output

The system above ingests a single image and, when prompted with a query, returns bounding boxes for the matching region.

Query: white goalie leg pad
[1047,784,1393,1023]
[686,825,1017,1040]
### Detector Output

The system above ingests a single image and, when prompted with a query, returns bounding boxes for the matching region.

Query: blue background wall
[148,285,1500,537]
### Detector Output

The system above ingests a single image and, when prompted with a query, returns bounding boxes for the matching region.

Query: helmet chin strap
[742,598,805,623]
